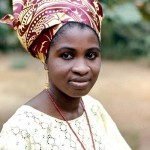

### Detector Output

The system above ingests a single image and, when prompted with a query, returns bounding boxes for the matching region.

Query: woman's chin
[66,89,91,98]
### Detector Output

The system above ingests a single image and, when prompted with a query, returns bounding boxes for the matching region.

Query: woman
[0,0,131,149]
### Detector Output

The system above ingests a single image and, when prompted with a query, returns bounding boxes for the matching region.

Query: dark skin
[26,26,101,120]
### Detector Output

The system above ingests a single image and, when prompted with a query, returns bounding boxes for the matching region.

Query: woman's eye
[61,52,73,60]
[86,52,97,60]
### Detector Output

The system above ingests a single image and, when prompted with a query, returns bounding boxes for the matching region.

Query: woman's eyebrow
[56,47,76,53]
[56,46,100,53]
[87,47,100,52]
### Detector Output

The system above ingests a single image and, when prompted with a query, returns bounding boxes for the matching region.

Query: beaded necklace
[46,89,96,150]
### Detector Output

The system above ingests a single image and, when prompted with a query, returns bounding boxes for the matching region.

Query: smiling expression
[45,25,101,98]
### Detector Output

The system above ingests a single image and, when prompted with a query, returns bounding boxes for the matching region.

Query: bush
[101,1,150,60]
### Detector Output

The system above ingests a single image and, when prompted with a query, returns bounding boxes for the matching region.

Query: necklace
[45,89,96,150]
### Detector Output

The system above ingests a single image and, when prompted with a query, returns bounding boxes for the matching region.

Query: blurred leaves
[101,0,150,59]
[104,3,142,24]
[0,0,22,52]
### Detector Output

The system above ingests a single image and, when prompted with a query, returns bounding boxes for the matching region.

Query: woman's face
[45,26,101,98]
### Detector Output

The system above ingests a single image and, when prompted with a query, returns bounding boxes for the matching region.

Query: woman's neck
[26,89,84,121]
[48,88,82,113]
[46,88,84,121]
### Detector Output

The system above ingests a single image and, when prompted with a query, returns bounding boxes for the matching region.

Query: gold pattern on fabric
[0,0,103,63]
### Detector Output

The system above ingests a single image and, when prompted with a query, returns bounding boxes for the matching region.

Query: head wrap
[0,0,103,63]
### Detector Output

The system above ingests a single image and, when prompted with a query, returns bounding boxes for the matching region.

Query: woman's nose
[72,59,90,75]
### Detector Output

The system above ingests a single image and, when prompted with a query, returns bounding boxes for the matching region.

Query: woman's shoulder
[2,104,52,132]
[82,95,108,118]
[82,95,104,110]
[82,95,118,129]
[0,105,51,149]
[3,105,39,127]
[82,95,113,122]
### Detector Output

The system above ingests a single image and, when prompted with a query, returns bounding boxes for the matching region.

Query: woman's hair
[46,21,100,61]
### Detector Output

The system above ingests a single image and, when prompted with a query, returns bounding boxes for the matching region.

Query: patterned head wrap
[0,0,103,63]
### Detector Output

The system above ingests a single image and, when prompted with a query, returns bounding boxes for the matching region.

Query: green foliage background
[0,0,22,53]
[101,0,150,59]
[0,0,150,59]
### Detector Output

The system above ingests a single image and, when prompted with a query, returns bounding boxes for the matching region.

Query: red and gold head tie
[0,0,103,63]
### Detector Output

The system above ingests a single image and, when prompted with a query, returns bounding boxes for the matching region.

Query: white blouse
[0,95,131,150]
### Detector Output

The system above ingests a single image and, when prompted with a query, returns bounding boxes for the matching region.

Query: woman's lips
[68,78,90,89]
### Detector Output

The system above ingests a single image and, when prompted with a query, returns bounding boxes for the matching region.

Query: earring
[44,70,49,89]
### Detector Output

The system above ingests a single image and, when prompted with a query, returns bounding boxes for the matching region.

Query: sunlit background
[0,0,150,150]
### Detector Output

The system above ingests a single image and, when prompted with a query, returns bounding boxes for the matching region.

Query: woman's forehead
[50,27,100,51]
[51,24,100,45]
